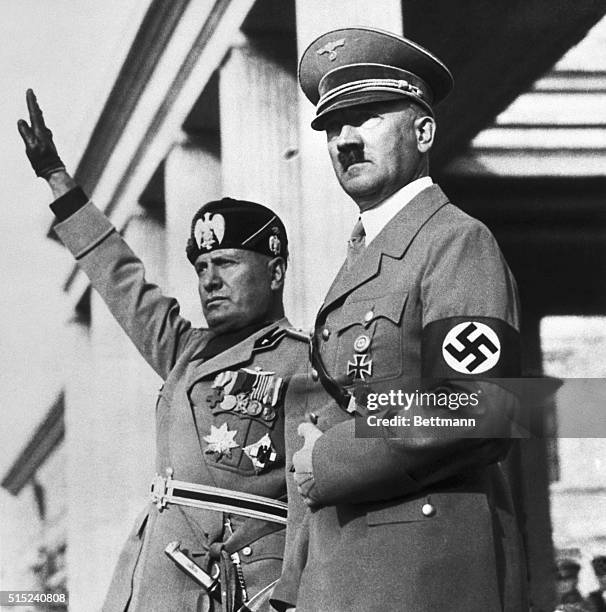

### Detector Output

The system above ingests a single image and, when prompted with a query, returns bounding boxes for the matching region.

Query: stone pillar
[165,138,221,327]
[503,312,556,611]
[294,1,404,325]
[219,39,303,324]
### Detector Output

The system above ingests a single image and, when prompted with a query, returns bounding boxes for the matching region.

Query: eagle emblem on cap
[317,38,345,61]
[194,212,226,250]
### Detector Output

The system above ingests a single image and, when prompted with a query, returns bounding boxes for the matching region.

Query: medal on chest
[347,333,373,381]
[243,433,278,473]
[203,423,239,459]
[205,367,283,422]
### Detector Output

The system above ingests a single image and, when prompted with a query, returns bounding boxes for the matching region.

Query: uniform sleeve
[53,197,202,380]
[272,365,314,609]
[270,512,309,611]
[310,219,520,506]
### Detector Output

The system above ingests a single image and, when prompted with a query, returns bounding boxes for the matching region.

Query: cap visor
[311,90,432,130]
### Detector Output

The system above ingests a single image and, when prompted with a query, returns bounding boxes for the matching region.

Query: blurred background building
[1,1,605,610]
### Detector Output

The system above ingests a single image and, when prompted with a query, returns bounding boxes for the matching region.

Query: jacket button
[321,328,330,340]
[421,503,436,517]
[311,368,319,381]
[241,546,252,556]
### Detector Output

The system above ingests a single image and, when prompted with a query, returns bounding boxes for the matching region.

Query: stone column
[165,138,221,327]
[219,39,302,324]
[503,313,557,610]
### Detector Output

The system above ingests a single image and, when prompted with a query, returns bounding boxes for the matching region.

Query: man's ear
[415,115,436,153]
[269,257,286,291]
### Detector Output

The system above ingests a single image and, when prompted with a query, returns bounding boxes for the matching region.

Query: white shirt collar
[360,176,433,245]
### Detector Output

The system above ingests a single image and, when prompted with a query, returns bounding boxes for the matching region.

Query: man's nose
[200,265,222,291]
[335,123,362,150]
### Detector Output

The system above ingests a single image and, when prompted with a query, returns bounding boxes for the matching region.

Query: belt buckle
[150,467,173,510]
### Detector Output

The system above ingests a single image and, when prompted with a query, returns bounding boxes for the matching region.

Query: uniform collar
[360,176,433,245]
[190,319,274,362]
[319,183,449,315]
[186,317,291,388]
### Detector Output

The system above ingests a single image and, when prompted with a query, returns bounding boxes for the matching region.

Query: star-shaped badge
[243,433,278,473]
[203,423,239,458]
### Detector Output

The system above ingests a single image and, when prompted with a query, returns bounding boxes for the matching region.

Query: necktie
[346,218,366,270]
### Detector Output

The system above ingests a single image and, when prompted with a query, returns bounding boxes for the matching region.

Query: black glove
[17,89,65,179]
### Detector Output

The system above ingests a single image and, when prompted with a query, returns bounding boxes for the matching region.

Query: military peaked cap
[186,198,288,264]
[299,26,454,130]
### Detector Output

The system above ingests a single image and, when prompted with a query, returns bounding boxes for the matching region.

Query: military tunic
[273,185,528,612]
[53,197,308,612]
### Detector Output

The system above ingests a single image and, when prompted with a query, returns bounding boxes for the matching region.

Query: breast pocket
[189,372,285,478]
[205,412,284,476]
[335,291,407,383]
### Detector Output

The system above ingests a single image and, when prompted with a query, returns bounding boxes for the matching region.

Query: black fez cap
[186,198,288,265]
[556,558,581,580]
[592,555,606,576]
[299,27,454,130]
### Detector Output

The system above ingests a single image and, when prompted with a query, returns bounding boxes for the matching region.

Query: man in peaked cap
[586,556,606,612]
[18,90,309,612]
[271,28,527,611]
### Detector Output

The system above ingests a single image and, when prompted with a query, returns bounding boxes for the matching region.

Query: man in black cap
[586,556,606,612]
[18,90,308,612]
[272,28,527,611]
[556,558,585,606]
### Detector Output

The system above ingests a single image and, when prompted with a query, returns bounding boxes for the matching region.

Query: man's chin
[204,308,232,332]
[206,310,256,334]
[339,163,376,183]
[207,319,237,334]
[339,177,383,204]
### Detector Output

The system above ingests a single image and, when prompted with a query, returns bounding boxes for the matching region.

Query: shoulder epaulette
[284,327,312,343]
[252,326,288,354]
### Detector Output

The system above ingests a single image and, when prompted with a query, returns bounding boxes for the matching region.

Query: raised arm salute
[19,90,308,612]
[19,89,196,379]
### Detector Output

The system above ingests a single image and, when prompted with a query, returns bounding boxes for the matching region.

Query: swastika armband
[422,317,520,379]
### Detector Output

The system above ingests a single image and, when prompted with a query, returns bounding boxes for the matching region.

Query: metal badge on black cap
[269,229,281,255]
[194,212,225,251]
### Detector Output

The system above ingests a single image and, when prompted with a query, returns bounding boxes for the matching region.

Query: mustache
[338,147,365,170]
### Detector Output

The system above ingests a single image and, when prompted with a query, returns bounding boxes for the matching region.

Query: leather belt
[310,331,358,415]
[150,468,287,525]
